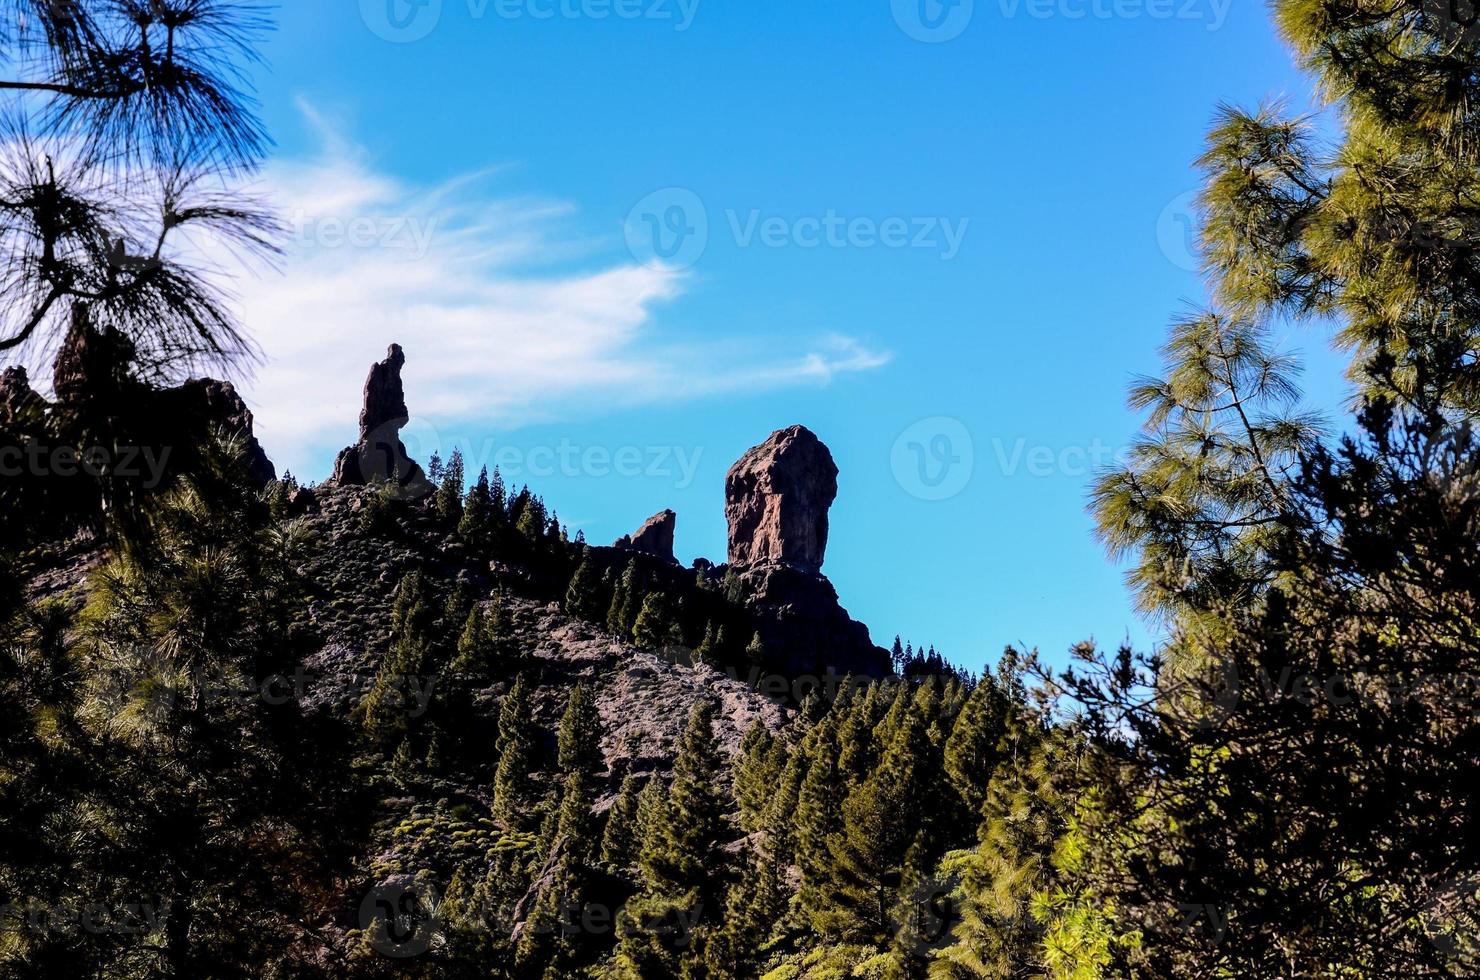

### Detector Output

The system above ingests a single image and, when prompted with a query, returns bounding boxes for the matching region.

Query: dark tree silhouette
[0,0,278,375]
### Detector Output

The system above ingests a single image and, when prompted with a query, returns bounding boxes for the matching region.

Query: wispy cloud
[225,104,889,479]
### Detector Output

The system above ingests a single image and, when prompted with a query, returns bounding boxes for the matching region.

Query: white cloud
[226,107,889,479]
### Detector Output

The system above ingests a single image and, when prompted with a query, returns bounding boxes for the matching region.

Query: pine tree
[694,619,721,665]
[488,589,517,665]
[489,466,507,514]
[443,578,472,626]
[837,683,883,787]
[602,774,647,869]
[733,722,778,833]
[358,571,435,744]
[1091,313,1320,620]
[449,604,496,678]
[516,491,548,544]
[633,590,682,651]
[704,846,789,979]
[436,447,466,525]
[619,701,730,977]
[795,714,847,929]
[932,716,1064,979]
[564,549,604,622]
[459,466,495,542]
[658,700,728,903]
[824,705,931,944]
[519,684,607,972]
[942,676,1007,838]
[607,561,638,637]
[492,674,537,832]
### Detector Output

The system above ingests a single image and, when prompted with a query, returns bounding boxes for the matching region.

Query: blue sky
[230,0,1354,674]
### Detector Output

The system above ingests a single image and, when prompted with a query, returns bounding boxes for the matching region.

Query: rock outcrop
[0,366,44,428]
[51,304,137,409]
[726,425,838,574]
[717,424,888,678]
[162,379,277,488]
[41,304,278,488]
[615,509,677,563]
[331,344,428,493]
[728,561,890,679]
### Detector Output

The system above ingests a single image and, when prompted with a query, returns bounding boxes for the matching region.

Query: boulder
[47,304,278,488]
[615,509,677,563]
[725,425,837,573]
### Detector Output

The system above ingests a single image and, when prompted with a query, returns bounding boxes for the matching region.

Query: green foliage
[1091,312,1323,620]
[459,466,497,542]
[942,676,1006,834]
[519,684,608,973]
[436,448,466,525]
[603,774,647,870]
[618,701,731,978]
[564,549,606,622]
[824,705,932,944]
[633,590,683,651]
[2,472,331,977]
[492,674,538,832]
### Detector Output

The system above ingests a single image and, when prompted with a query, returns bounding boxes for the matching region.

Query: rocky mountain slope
[13,333,891,775]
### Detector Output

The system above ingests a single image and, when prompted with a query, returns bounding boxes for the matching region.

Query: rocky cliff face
[331,344,429,492]
[27,305,276,488]
[162,378,277,488]
[725,425,837,573]
[296,484,785,778]
[614,509,677,563]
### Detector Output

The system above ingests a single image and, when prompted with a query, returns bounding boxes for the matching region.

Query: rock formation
[717,425,889,678]
[163,379,277,488]
[0,366,44,428]
[614,509,677,563]
[725,424,838,573]
[730,561,889,679]
[41,304,277,488]
[331,344,428,493]
[51,304,137,409]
